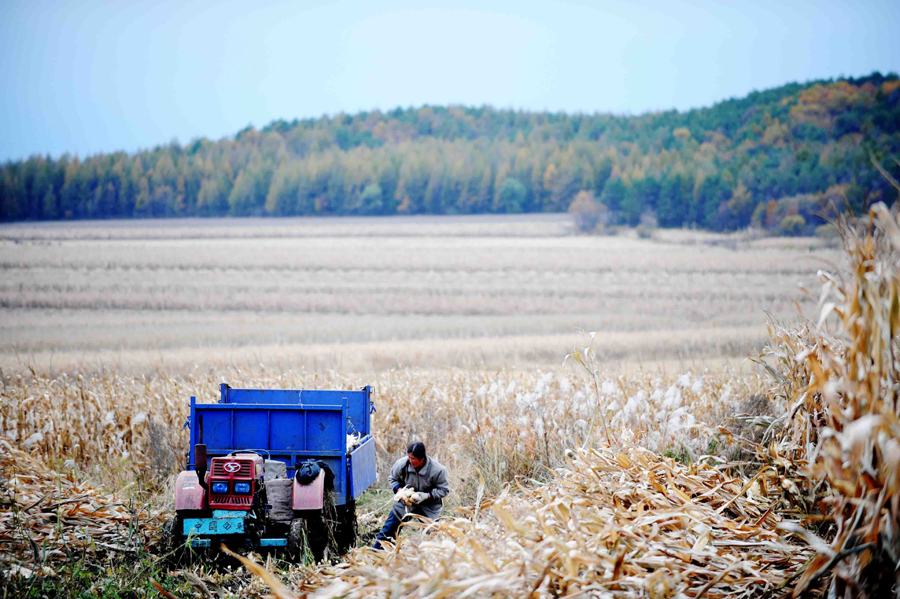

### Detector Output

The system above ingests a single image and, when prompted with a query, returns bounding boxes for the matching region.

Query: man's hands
[395,487,430,506]
[395,486,416,505]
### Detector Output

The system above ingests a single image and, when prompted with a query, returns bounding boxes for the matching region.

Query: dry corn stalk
[0,440,166,573]
[281,446,814,598]
[1,341,773,590]
[762,201,900,597]
[1,365,760,501]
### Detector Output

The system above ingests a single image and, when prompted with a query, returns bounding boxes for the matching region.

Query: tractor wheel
[288,518,308,561]
[304,510,329,563]
[334,500,358,554]
[159,518,184,564]
[305,491,338,562]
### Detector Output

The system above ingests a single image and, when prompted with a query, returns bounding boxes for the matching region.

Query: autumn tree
[1,73,897,226]
[568,190,607,232]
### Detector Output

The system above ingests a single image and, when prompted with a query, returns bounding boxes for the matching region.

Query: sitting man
[373,441,449,549]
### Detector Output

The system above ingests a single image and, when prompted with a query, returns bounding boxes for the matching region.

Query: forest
[1,72,899,232]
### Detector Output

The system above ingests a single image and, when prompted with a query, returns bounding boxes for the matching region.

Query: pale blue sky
[2,0,898,161]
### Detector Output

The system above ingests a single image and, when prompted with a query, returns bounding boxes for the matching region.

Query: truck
[162,383,377,561]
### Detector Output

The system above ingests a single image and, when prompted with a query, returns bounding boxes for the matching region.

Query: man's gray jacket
[388,455,450,520]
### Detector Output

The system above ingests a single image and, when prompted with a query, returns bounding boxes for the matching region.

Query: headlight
[234,482,251,494]
[211,482,229,494]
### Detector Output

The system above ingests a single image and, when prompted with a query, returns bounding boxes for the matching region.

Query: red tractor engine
[207,453,264,509]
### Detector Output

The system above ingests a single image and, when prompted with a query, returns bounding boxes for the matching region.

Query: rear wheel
[301,491,337,562]
[304,510,329,562]
[288,518,308,561]
[334,500,358,554]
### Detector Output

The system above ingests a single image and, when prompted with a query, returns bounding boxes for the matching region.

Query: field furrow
[0,217,837,373]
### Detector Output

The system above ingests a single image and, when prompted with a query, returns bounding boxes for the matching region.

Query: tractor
[162,383,376,561]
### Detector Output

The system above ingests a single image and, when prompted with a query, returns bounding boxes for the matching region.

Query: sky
[1,0,899,161]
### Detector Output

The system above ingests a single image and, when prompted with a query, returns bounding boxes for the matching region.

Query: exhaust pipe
[195,443,209,491]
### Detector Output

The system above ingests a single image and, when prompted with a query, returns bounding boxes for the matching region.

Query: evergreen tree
[360,183,384,214]
[621,183,641,225]
[135,177,151,215]
[228,170,255,215]
[658,174,687,227]
[496,178,527,213]
[600,177,626,213]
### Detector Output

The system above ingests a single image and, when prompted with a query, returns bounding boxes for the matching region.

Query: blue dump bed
[188,384,377,505]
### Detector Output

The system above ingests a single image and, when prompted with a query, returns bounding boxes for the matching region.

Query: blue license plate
[183,517,245,535]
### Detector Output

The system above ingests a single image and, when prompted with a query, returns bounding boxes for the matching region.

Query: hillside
[1,72,899,231]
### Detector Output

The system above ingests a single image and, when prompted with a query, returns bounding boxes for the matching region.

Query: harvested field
[3,210,893,598]
[300,447,815,598]
[3,362,784,595]
[0,214,837,374]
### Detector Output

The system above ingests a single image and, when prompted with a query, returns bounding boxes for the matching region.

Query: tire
[287,490,340,563]
[334,500,358,554]
[160,517,185,565]
[301,490,338,562]
[288,518,308,561]
[305,510,329,562]
[160,519,176,551]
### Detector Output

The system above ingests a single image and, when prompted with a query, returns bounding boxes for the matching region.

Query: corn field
[1,203,898,596]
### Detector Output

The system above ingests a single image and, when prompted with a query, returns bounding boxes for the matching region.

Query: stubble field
[1,212,862,598]
[0,214,836,375]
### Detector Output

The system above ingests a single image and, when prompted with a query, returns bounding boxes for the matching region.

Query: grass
[5,555,188,599]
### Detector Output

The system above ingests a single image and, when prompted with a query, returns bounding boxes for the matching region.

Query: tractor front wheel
[159,518,184,563]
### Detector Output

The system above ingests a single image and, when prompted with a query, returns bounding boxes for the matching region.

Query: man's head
[407,441,426,469]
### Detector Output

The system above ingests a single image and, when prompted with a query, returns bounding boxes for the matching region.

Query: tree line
[2,72,899,232]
